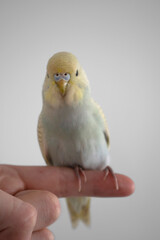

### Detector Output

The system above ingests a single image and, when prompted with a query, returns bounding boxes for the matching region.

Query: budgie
[37,52,118,227]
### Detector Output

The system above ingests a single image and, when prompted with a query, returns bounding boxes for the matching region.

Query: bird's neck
[42,96,92,131]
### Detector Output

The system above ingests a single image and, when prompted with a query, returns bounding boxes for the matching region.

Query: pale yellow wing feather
[92,99,110,148]
[37,113,52,165]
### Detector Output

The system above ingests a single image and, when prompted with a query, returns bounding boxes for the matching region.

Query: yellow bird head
[42,52,90,108]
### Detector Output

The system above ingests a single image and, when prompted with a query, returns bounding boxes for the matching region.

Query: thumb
[0,190,37,240]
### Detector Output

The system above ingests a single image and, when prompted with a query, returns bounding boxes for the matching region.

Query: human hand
[0,165,135,240]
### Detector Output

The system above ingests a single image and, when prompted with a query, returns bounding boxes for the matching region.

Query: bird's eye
[76,70,78,76]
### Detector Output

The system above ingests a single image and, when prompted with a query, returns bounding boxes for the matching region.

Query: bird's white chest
[43,105,109,170]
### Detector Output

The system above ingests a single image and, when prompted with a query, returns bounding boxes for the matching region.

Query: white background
[0,0,160,239]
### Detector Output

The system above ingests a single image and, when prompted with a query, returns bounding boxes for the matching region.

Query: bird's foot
[74,166,87,192]
[103,166,119,190]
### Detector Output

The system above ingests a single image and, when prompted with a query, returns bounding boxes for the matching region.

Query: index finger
[11,165,135,198]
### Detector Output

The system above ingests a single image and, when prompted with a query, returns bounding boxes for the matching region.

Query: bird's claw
[103,166,119,190]
[74,166,87,192]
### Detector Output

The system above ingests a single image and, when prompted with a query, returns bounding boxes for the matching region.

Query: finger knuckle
[43,191,61,223]
[18,202,37,229]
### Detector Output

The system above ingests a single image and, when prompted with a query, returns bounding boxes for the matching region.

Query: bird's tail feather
[66,197,91,228]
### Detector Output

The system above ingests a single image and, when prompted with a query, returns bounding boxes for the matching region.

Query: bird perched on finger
[37,52,118,228]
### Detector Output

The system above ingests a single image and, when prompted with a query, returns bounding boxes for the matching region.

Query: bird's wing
[37,113,53,165]
[92,100,110,148]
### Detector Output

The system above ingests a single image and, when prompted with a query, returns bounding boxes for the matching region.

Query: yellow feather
[66,197,91,228]
[37,113,51,165]
[92,99,110,147]
[65,82,84,105]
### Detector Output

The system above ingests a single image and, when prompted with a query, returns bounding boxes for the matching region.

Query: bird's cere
[54,73,71,82]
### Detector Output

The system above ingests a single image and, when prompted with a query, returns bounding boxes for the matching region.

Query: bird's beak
[56,79,68,96]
